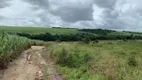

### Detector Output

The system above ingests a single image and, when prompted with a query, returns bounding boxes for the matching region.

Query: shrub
[55,47,92,68]
[56,48,69,67]
[127,56,137,67]
[82,38,91,44]
[94,40,99,43]
[123,38,128,42]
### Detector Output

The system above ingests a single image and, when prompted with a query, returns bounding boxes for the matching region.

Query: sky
[0,0,142,32]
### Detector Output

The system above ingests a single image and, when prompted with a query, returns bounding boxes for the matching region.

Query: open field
[45,40,142,80]
[108,32,142,36]
[0,26,142,36]
[0,26,80,35]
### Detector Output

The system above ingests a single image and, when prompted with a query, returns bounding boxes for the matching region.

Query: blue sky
[0,0,142,32]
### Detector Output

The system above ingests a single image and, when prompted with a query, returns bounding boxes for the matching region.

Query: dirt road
[0,46,63,80]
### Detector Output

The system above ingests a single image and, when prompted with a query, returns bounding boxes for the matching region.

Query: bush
[94,40,99,43]
[55,47,92,68]
[123,38,128,42]
[127,56,137,67]
[56,48,69,67]
[82,38,91,44]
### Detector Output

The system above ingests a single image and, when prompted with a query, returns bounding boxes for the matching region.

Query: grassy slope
[0,26,142,36]
[108,32,142,36]
[0,26,80,35]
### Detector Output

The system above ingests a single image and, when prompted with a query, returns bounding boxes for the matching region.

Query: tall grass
[0,31,44,69]
[46,41,142,80]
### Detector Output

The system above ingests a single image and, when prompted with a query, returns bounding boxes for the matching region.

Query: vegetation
[80,29,116,35]
[45,40,142,80]
[11,31,142,42]
[0,31,44,69]
[43,64,48,80]
[80,29,142,36]
[1,26,142,41]
[0,26,80,35]
[2,27,140,41]
[1,26,142,36]
[1,26,142,80]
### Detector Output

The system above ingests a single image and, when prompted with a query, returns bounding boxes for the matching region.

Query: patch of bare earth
[0,46,63,80]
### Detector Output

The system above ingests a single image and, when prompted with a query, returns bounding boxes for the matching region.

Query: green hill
[0,26,80,35]
[0,26,142,36]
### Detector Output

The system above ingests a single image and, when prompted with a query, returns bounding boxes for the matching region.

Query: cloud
[102,9,119,19]
[0,0,142,32]
[49,0,94,22]
[24,0,50,9]
[0,0,10,8]
[99,9,124,29]
[24,0,94,22]
[49,5,94,22]
[94,0,117,9]
[0,15,4,19]
[0,0,11,21]
[91,0,126,29]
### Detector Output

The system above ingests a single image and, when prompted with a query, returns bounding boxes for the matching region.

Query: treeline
[123,31,142,34]
[9,32,142,41]
[52,27,78,29]
[80,29,116,35]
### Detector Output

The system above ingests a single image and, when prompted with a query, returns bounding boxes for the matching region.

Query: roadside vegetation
[45,40,142,80]
[0,31,44,69]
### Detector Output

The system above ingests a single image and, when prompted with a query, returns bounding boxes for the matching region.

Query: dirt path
[0,46,63,80]
[46,57,63,80]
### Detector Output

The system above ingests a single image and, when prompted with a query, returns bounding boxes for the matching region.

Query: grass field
[107,32,142,36]
[0,26,142,36]
[0,26,80,35]
[45,40,142,80]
